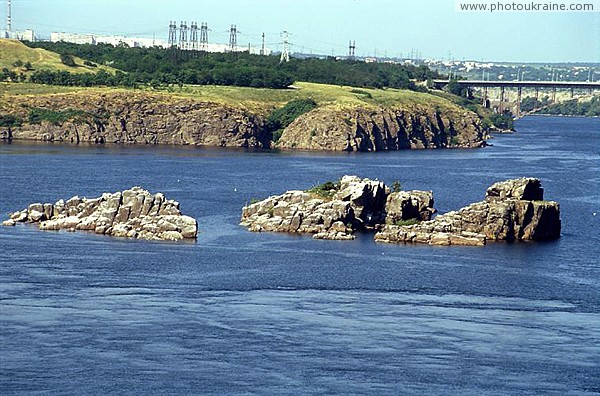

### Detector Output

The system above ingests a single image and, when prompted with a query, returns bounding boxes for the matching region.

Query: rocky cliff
[1,91,269,148]
[240,175,434,240]
[276,105,486,151]
[3,187,198,241]
[1,88,488,152]
[375,178,561,246]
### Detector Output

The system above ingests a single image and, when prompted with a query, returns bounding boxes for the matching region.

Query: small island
[3,187,198,241]
[240,176,561,246]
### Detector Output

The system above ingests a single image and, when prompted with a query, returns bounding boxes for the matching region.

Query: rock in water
[240,176,435,240]
[375,178,561,246]
[4,187,198,241]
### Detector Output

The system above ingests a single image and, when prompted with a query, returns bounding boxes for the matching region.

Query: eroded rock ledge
[3,187,198,241]
[240,175,435,240]
[375,178,561,246]
[241,176,560,246]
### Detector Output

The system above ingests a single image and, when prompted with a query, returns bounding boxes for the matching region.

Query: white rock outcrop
[4,187,198,241]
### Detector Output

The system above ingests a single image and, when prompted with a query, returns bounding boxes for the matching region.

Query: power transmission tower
[168,21,177,47]
[280,30,290,63]
[190,22,199,52]
[260,32,265,55]
[6,0,11,34]
[200,22,209,52]
[229,24,238,52]
[348,40,356,60]
[179,21,188,50]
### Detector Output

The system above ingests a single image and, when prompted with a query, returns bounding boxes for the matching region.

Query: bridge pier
[482,86,489,107]
[500,86,505,113]
[517,86,522,117]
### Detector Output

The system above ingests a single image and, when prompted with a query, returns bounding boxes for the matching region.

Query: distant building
[50,32,167,47]
[49,31,271,54]
[2,29,35,41]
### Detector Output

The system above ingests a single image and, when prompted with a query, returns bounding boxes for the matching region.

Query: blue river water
[1,116,599,395]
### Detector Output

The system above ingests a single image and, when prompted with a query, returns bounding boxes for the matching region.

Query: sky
[5,0,600,63]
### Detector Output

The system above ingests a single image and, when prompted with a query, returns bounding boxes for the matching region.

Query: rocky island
[3,187,198,241]
[375,178,561,246]
[241,176,561,246]
[240,175,436,240]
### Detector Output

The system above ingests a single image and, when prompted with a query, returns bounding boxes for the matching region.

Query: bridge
[432,79,600,116]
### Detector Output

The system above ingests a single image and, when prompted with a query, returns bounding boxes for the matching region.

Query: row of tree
[537,96,600,117]
[22,41,442,90]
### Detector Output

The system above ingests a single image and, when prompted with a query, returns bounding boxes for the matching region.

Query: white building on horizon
[50,32,168,48]
[49,31,271,55]
[2,28,35,41]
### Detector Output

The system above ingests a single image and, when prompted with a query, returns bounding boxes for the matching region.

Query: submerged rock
[375,178,561,246]
[4,187,198,241]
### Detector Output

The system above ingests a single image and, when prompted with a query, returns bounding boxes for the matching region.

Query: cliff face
[276,105,487,151]
[375,178,561,246]
[2,91,270,148]
[2,89,487,151]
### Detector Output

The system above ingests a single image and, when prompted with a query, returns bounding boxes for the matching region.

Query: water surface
[1,116,599,394]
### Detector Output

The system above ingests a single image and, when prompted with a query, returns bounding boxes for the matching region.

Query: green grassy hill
[0,81,463,116]
[0,39,116,75]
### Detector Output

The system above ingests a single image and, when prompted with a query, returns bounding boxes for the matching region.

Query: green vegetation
[60,54,77,67]
[21,40,442,90]
[446,79,471,98]
[266,98,317,142]
[29,69,136,87]
[391,181,402,193]
[393,218,420,226]
[27,107,103,125]
[306,180,340,199]
[350,88,373,99]
[521,95,550,112]
[0,39,115,76]
[537,96,600,117]
[488,113,515,130]
[0,113,22,127]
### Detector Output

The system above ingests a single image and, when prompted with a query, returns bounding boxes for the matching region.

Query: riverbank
[0,82,488,151]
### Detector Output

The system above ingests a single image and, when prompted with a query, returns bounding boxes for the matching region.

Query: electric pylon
[229,24,238,52]
[200,22,209,52]
[168,21,177,48]
[280,30,290,63]
[190,22,199,51]
[348,40,356,59]
[179,21,188,50]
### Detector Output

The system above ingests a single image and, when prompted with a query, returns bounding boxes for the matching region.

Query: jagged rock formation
[276,106,487,151]
[1,92,269,148]
[375,178,561,246]
[3,187,198,241]
[240,176,434,240]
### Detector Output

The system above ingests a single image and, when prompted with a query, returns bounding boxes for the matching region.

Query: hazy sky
[6,0,600,62]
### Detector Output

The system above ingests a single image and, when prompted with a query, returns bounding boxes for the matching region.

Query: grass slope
[0,81,463,115]
[0,39,116,75]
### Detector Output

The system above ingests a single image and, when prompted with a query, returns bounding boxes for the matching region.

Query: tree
[60,53,77,67]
